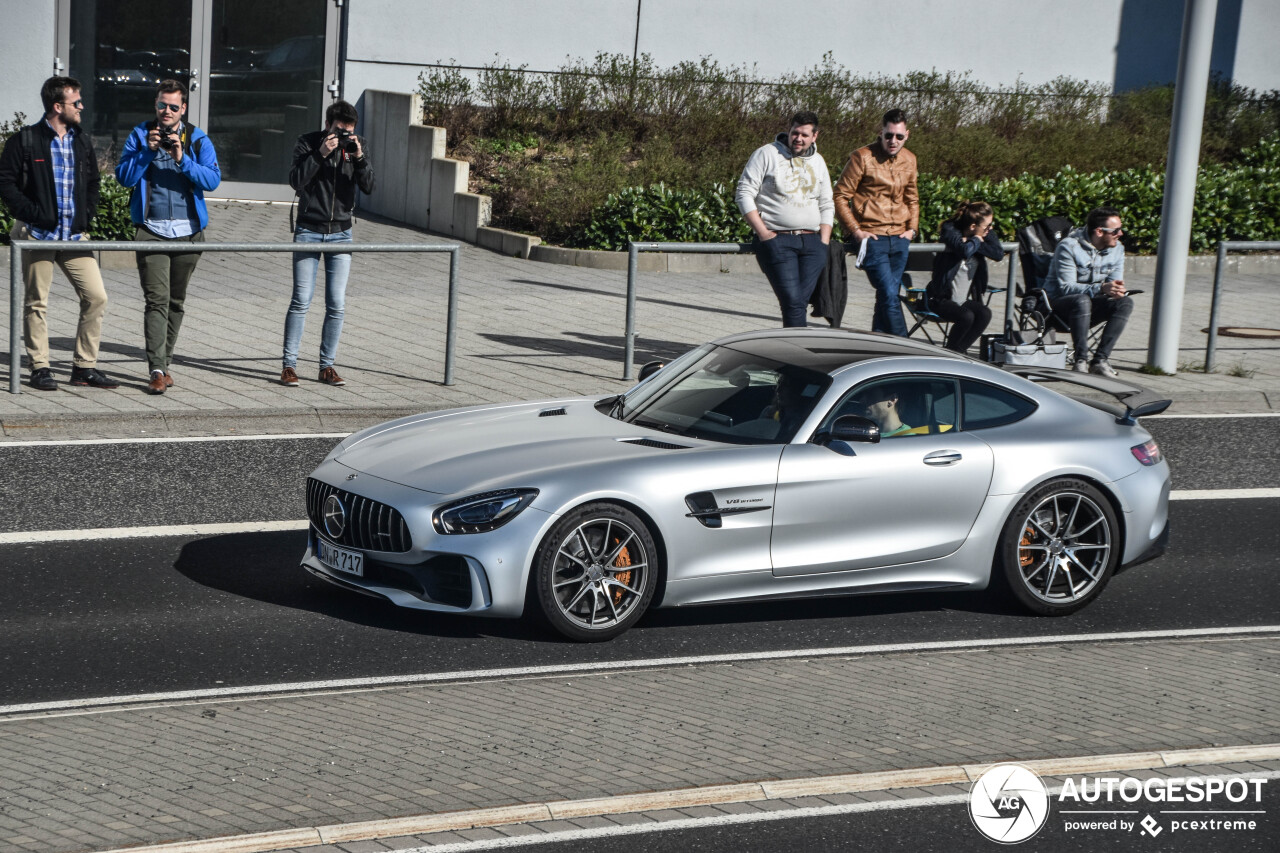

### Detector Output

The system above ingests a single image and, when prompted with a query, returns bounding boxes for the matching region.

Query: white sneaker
[1089,358,1118,378]
[1073,359,1089,373]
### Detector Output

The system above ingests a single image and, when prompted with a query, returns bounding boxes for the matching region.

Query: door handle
[923,450,962,466]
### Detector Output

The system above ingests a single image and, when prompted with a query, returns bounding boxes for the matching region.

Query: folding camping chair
[898,273,950,346]
[1013,215,1101,360]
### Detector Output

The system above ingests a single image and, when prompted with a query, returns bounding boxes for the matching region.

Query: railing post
[9,242,21,395]
[624,243,638,381]
[1204,240,1228,372]
[444,246,459,386]
[1005,246,1019,333]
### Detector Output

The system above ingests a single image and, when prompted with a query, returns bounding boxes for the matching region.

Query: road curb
[93,743,1280,853]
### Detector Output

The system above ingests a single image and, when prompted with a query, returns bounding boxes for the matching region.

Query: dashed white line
[1169,488,1280,500]
[0,433,347,448]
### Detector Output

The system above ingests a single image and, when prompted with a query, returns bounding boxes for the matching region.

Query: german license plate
[318,539,364,576]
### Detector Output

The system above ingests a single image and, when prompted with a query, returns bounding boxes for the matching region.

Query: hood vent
[620,437,690,450]
[538,407,567,417]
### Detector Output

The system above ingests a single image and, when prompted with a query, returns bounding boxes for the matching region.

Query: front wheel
[533,503,659,642]
[996,479,1119,615]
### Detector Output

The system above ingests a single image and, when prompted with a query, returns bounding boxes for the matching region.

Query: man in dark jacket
[279,100,375,387]
[0,76,117,391]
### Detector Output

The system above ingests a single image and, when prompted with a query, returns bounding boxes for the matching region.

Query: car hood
[333,398,697,495]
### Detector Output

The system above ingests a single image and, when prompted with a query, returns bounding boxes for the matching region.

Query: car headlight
[432,489,539,534]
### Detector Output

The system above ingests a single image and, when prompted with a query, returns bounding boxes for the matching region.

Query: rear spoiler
[1000,365,1172,424]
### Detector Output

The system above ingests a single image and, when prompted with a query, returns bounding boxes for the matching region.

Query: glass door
[65,0,341,199]
[67,0,194,162]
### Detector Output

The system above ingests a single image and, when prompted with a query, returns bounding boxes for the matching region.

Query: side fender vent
[538,407,567,417]
[620,437,691,450]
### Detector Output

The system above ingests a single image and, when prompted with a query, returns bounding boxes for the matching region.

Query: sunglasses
[1096,226,1123,235]
[156,102,183,113]
[62,99,83,109]
[882,132,906,141]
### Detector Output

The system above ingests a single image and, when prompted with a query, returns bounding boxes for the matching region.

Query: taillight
[1131,439,1162,466]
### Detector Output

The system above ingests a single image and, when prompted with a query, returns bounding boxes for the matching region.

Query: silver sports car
[302,329,1171,641]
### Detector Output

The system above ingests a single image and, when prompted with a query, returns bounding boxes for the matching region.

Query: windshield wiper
[608,393,626,419]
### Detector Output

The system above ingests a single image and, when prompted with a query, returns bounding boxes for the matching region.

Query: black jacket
[927,220,1004,305]
[808,239,848,327]
[289,130,375,233]
[0,121,101,233]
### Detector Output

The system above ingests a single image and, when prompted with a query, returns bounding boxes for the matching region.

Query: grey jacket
[1045,227,1125,299]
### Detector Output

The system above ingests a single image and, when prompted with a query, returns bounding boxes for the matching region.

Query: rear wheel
[533,503,658,642]
[997,479,1119,615]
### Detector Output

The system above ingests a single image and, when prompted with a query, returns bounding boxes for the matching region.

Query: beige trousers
[14,223,108,370]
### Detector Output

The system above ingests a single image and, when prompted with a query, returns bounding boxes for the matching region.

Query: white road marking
[1169,488,1280,500]
[1148,412,1280,418]
[2,484,1274,546]
[0,520,308,545]
[0,433,348,448]
[3,625,1278,718]
[383,771,1280,853]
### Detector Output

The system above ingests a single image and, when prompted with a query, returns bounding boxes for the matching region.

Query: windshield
[610,345,831,445]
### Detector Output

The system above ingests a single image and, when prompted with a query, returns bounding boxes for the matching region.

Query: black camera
[333,128,359,154]
[157,127,180,151]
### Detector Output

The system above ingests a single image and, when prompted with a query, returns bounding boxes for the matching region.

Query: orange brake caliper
[1019,526,1036,567]
[612,537,632,605]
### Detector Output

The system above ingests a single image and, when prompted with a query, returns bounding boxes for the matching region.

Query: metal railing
[7,239,462,394]
[625,240,1021,380]
[1205,240,1280,371]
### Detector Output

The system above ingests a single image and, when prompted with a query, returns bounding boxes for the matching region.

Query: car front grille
[307,477,412,552]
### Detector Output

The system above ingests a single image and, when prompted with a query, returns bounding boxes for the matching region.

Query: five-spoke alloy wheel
[534,503,659,641]
[998,478,1119,615]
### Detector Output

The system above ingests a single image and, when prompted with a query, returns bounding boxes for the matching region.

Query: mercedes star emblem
[323,494,347,538]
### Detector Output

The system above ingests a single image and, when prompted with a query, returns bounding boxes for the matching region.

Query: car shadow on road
[172,531,549,641]
[172,530,1029,647]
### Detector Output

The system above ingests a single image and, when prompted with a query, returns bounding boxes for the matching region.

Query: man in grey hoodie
[1045,206,1133,376]
[736,111,834,327]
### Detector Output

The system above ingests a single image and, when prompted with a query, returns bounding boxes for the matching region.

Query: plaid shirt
[28,120,83,241]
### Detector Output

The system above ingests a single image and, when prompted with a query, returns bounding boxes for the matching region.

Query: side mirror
[818,415,881,446]
[638,361,665,381]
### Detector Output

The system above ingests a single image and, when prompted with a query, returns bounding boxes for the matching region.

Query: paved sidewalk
[1,202,1277,439]
[1,635,1277,852]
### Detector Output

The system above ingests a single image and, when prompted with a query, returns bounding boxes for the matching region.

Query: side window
[820,376,958,439]
[961,379,1038,430]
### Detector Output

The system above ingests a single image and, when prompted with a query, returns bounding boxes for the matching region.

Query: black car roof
[713,328,969,373]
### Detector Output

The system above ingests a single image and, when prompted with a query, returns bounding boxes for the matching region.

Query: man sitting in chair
[1045,206,1133,377]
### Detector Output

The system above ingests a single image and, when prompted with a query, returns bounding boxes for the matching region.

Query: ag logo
[969,763,1050,844]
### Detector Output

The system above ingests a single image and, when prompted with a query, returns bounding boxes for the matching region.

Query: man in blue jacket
[1045,206,1132,377]
[115,79,220,394]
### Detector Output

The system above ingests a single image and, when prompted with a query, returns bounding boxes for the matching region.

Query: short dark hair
[326,100,359,127]
[882,108,907,127]
[1087,206,1122,232]
[41,76,82,114]
[790,111,819,131]
[156,79,188,103]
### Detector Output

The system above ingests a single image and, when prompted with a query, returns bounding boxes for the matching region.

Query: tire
[533,502,659,642]
[996,478,1119,616]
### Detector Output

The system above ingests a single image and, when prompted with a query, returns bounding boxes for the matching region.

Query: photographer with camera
[115,79,220,394]
[279,100,374,387]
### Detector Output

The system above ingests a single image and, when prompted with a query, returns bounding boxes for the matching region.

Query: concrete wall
[342,0,1280,101]
[355,89,538,256]
[1,5,56,126]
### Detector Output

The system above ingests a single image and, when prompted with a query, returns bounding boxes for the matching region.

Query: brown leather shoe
[147,370,167,395]
[318,366,346,386]
[164,371,174,388]
[280,367,299,387]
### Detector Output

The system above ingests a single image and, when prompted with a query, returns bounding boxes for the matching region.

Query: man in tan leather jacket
[833,108,919,336]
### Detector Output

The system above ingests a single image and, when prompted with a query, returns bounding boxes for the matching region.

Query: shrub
[575,131,1280,253]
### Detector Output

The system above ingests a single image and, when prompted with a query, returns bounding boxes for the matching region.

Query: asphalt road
[0,417,1276,707]
[532,777,1280,853]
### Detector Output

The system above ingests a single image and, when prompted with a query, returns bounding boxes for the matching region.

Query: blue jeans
[283,228,352,369]
[862,235,910,336]
[754,232,827,327]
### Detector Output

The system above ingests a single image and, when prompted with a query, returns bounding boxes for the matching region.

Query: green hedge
[572,132,1280,253]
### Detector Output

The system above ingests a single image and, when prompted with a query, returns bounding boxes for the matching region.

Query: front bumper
[300,460,555,618]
